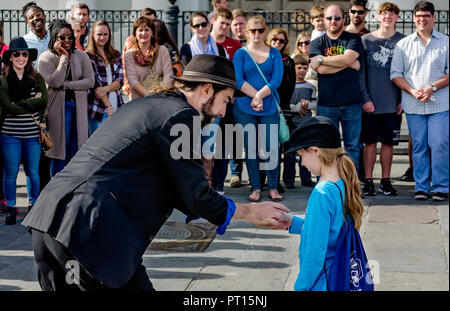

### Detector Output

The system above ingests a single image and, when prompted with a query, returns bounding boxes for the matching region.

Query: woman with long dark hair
[38,19,94,176]
[85,20,124,134]
[0,37,48,224]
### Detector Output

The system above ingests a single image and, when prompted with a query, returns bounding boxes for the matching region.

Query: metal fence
[1,9,449,52]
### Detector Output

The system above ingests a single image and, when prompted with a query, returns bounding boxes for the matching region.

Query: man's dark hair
[140,7,156,18]
[414,1,435,16]
[48,19,76,54]
[21,1,44,20]
[350,0,368,9]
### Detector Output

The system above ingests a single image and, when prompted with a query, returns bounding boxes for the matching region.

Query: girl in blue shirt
[232,15,284,202]
[284,116,364,291]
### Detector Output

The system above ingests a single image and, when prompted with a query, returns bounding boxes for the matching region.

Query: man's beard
[200,94,218,127]
[328,23,344,35]
[352,17,364,26]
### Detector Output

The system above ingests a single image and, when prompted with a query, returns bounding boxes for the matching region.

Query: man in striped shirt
[390,1,449,201]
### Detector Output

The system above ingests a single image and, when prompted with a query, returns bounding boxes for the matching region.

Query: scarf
[189,34,219,58]
[133,43,158,67]
[6,70,35,101]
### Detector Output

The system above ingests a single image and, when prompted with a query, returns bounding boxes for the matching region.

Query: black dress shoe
[5,207,17,225]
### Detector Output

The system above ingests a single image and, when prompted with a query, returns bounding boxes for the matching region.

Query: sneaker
[432,192,448,201]
[401,167,414,182]
[301,180,317,188]
[414,191,431,200]
[216,191,225,196]
[362,179,376,196]
[284,183,295,189]
[229,176,241,188]
[0,199,7,213]
[5,206,17,225]
[379,178,397,196]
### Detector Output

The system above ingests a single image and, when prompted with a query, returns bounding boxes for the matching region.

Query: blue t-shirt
[309,32,364,107]
[289,179,346,291]
[233,47,283,116]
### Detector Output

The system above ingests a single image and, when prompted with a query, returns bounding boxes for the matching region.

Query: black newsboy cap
[285,116,342,154]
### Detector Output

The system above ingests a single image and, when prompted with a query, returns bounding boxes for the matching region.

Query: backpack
[324,183,375,291]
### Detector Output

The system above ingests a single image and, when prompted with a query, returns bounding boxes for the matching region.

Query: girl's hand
[105,106,114,117]
[54,41,69,58]
[95,86,108,99]
[301,99,309,109]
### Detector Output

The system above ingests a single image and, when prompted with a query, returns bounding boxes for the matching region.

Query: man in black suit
[22,55,291,291]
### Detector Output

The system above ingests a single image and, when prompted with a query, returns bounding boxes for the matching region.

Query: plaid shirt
[88,50,124,121]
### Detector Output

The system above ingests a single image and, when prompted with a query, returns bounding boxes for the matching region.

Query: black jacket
[22,91,228,288]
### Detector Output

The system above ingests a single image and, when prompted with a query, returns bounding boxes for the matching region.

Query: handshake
[233,201,293,231]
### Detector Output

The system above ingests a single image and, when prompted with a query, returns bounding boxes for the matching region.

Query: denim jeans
[0,134,41,207]
[51,101,78,176]
[88,112,108,136]
[317,103,362,172]
[406,111,449,194]
[233,105,280,190]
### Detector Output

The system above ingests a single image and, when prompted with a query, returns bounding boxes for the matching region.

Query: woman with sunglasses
[291,32,311,58]
[233,15,284,202]
[85,20,124,134]
[123,17,173,100]
[38,19,95,176]
[180,11,227,66]
[266,28,296,193]
[0,37,48,224]
[180,11,227,188]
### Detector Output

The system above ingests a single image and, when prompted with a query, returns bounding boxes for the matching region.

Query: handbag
[243,47,290,143]
[30,113,53,151]
[324,183,375,291]
[141,47,163,92]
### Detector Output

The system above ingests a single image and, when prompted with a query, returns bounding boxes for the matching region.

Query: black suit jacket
[22,91,228,288]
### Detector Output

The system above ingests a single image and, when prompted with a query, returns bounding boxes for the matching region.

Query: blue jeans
[51,101,78,176]
[88,112,108,136]
[0,135,41,207]
[317,103,362,171]
[233,105,280,190]
[406,111,449,194]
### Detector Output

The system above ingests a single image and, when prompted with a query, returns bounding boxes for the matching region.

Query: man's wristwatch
[431,84,438,92]
[317,56,324,65]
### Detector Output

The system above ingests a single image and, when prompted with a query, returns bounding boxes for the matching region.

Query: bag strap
[323,182,345,291]
[242,47,281,111]
[29,113,40,128]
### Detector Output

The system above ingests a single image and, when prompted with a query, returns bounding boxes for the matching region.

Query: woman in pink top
[0,22,9,57]
[123,17,173,100]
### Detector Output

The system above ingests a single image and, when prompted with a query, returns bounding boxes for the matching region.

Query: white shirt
[106,65,118,112]
[390,29,449,115]
[23,30,50,69]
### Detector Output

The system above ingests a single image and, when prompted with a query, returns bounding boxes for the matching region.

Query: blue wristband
[216,196,236,235]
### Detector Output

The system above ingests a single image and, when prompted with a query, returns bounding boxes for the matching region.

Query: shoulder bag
[243,47,290,143]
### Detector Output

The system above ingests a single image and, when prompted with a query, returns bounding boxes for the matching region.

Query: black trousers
[31,229,155,291]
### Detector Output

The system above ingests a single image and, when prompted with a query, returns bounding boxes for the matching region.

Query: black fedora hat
[285,116,342,154]
[173,54,246,97]
[2,37,38,65]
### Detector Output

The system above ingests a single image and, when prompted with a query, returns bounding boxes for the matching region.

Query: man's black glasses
[325,16,342,21]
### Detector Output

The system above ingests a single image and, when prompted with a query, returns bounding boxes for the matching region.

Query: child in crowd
[284,116,364,290]
[310,5,326,41]
[283,54,316,189]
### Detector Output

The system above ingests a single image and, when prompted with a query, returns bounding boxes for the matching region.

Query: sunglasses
[350,9,366,15]
[192,21,208,29]
[12,51,29,58]
[58,34,75,41]
[272,38,286,44]
[298,40,310,46]
[249,28,265,34]
[325,16,343,21]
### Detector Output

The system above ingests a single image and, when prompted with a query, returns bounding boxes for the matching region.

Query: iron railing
[1,9,448,51]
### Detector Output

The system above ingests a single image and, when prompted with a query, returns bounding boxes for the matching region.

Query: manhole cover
[148,221,217,252]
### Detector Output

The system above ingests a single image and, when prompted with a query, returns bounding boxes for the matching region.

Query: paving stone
[369,205,439,224]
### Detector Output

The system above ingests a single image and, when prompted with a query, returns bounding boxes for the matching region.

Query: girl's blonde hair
[267,27,290,56]
[245,15,269,46]
[316,147,364,230]
[293,31,311,57]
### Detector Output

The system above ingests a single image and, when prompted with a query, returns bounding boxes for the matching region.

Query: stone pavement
[0,155,448,291]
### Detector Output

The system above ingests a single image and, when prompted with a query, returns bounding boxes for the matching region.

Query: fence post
[164,0,179,44]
